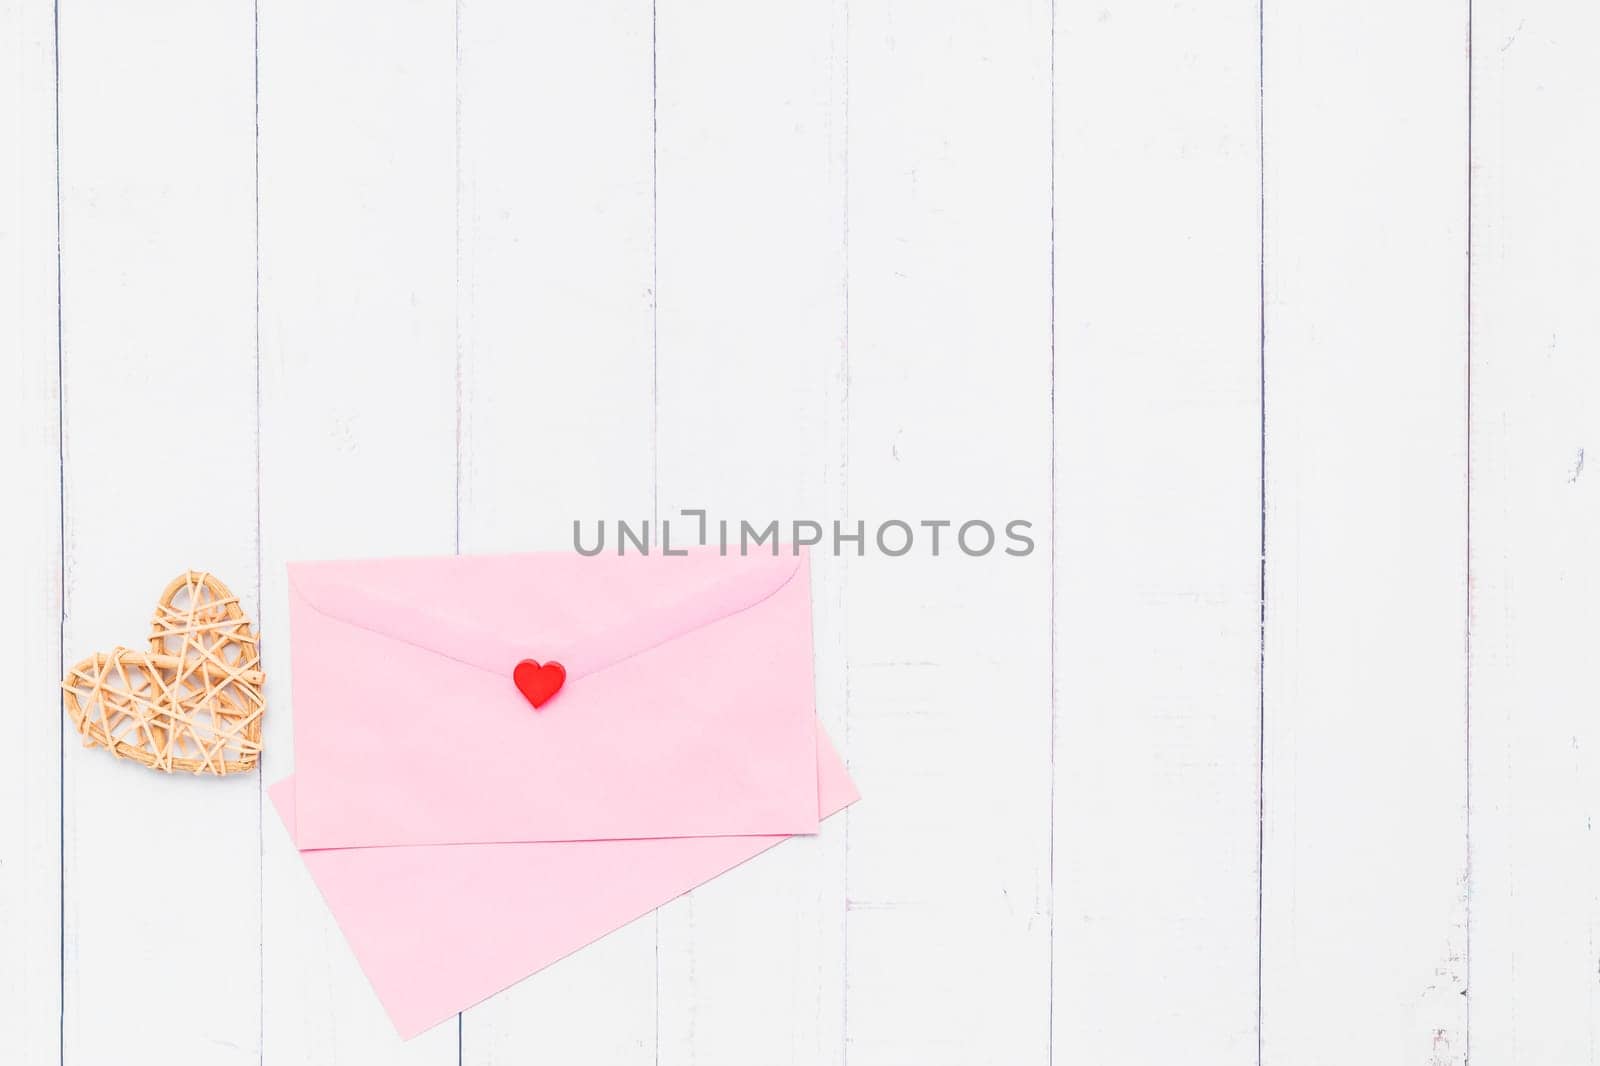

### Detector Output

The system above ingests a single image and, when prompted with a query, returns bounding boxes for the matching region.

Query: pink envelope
[271,549,856,1037]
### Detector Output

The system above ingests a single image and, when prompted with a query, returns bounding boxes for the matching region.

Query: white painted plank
[0,1,62,1063]
[54,2,260,1063]
[257,1,459,1061]
[1469,3,1600,1062]
[842,3,1052,1063]
[1052,1,1263,1062]
[453,2,656,1062]
[1261,2,1469,1063]
[652,1,849,1062]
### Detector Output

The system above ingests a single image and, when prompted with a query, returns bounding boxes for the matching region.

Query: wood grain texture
[842,2,1054,1062]
[1469,3,1600,1061]
[454,1,656,1062]
[257,1,459,1062]
[652,2,849,1062]
[1261,2,1470,1063]
[1052,1,1263,1062]
[0,1,63,1062]
[12,4,1600,1064]
[54,2,260,1063]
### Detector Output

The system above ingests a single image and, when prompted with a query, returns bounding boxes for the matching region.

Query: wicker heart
[61,572,265,775]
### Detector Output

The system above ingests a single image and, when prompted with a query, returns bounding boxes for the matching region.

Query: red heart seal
[513,659,566,709]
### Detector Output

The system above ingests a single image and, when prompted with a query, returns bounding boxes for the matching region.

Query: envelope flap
[288,549,805,681]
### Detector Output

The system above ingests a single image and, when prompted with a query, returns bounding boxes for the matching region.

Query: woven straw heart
[61,572,264,775]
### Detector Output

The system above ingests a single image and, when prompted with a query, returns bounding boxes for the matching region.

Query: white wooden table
[2,1,1594,1063]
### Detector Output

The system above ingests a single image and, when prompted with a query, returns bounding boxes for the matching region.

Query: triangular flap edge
[285,549,809,682]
